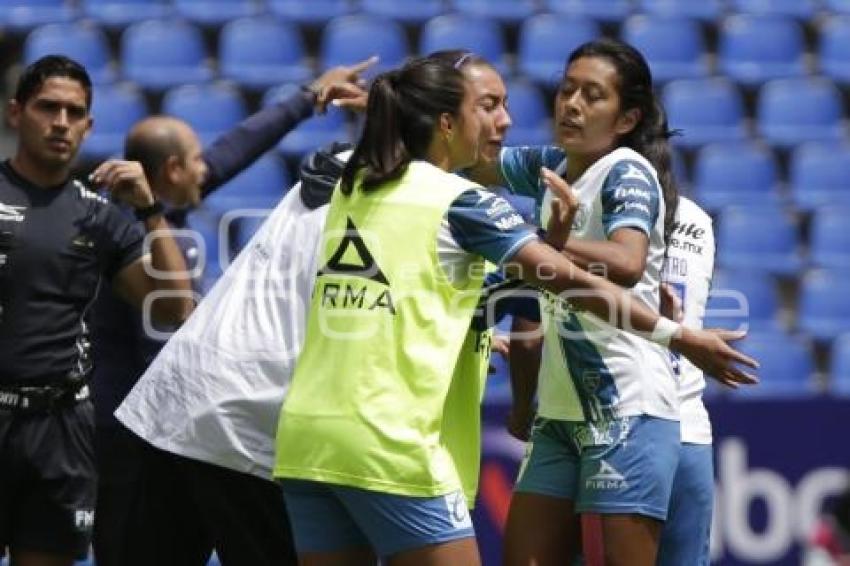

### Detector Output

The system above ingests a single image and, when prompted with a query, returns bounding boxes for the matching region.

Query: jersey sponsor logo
[614,185,652,202]
[585,459,628,490]
[619,163,650,184]
[669,220,706,255]
[74,509,95,531]
[613,201,651,216]
[316,217,395,314]
[0,202,25,222]
[444,491,472,529]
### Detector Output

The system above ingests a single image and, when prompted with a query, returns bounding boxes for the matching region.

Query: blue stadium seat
[636,0,723,21]
[718,15,806,86]
[663,78,747,148]
[543,0,632,23]
[24,22,114,84]
[0,0,74,31]
[187,210,225,290]
[799,269,850,341]
[219,17,311,90]
[268,0,352,25]
[81,83,148,160]
[756,78,846,148]
[361,0,445,24]
[729,329,815,399]
[80,0,170,29]
[692,143,780,210]
[162,83,246,145]
[728,0,818,18]
[504,80,550,146]
[419,14,508,75]
[824,0,850,13]
[320,15,408,74]
[715,205,803,276]
[819,16,850,84]
[705,269,782,331]
[264,85,351,158]
[789,142,850,211]
[517,14,600,87]
[621,15,708,83]
[173,0,257,26]
[204,153,290,214]
[810,207,850,269]
[122,20,213,90]
[450,0,536,24]
[830,333,850,396]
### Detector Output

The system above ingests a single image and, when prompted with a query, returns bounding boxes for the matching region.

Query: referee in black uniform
[0,56,193,566]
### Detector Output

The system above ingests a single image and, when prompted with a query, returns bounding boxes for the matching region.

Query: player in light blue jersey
[657,196,717,566]
[467,38,735,566]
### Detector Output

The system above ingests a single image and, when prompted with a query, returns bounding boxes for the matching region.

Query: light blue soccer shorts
[657,442,714,566]
[280,479,475,557]
[514,415,680,520]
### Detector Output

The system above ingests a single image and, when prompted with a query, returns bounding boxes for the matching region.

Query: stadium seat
[319,15,408,74]
[830,333,850,396]
[268,0,352,25]
[173,0,256,26]
[728,0,818,18]
[621,15,708,83]
[517,14,600,87]
[663,78,747,148]
[543,0,632,23]
[161,83,246,146]
[789,142,850,211]
[450,0,536,24]
[756,78,846,148]
[81,83,148,160]
[205,153,290,215]
[187,210,225,290]
[729,329,816,399]
[810,207,850,269]
[706,270,782,331]
[799,268,850,341]
[121,20,213,90]
[824,0,850,13]
[419,14,508,75]
[361,0,445,24]
[692,143,780,210]
[636,0,723,21]
[0,0,74,31]
[80,0,170,29]
[717,15,806,86]
[264,85,351,158]
[24,22,114,84]
[219,18,311,90]
[819,16,850,84]
[715,205,803,276]
[504,80,550,146]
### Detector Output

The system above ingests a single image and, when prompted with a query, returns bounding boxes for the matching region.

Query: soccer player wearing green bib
[274,57,757,566]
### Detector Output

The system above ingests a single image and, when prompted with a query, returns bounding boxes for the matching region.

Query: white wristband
[650,317,682,348]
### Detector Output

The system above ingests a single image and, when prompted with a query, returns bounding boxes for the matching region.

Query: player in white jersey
[657,196,716,566]
[468,38,704,565]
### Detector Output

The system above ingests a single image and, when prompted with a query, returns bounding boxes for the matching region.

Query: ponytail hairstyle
[340,57,468,195]
[568,39,680,245]
[427,49,492,73]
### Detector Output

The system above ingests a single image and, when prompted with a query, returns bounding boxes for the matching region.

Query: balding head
[124,115,206,207]
[124,116,190,180]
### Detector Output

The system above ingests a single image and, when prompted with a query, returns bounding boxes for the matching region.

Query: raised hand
[541,166,579,250]
[310,56,378,113]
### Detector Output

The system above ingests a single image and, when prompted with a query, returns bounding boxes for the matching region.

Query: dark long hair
[339,57,467,195]
[568,39,679,245]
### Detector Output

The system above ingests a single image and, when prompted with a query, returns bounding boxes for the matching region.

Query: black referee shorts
[0,400,96,560]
